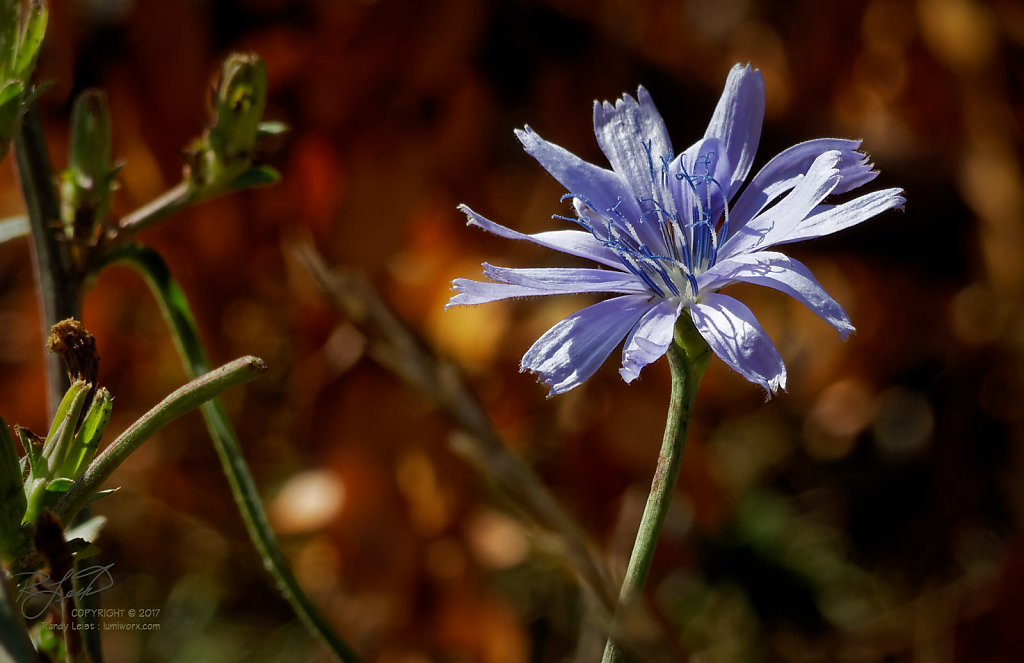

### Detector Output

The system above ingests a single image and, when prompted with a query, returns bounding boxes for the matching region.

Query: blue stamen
[560,192,599,211]
[660,155,672,188]
[607,197,628,224]
[550,149,735,301]
[642,139,655,180]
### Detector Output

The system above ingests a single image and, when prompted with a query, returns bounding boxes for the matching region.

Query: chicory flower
[449,64,904,396]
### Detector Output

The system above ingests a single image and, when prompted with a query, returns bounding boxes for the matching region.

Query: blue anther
[607,197,628,224]
[660,155,673,187]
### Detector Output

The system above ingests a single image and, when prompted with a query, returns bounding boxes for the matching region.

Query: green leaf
[105,243,362,663]
[13,0,47,82]
[0,215,28,243]
[88,487,119,503]
[0,0,18,74]
[229,164,281,191]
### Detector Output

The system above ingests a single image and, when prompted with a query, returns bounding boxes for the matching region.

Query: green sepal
[60,387,112,479]
[15,425,45,479]
[44,477,74,493]
[40,379,91,473]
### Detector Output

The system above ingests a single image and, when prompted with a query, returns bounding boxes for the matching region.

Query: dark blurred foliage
[2,0,1024,661]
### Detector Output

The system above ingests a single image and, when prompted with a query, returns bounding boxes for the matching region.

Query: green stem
[602,314,711,663]
[54,355,267,525]
[13,101,79,418]
[14,99,102,663]
[1,568,37,663]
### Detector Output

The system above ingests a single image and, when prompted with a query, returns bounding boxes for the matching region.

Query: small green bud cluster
[0,381,113,563]
[184,52,285,195]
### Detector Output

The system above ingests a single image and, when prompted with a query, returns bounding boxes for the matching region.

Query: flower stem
[602,314,711,663]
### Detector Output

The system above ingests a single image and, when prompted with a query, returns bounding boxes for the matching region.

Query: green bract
[21,381,113,527]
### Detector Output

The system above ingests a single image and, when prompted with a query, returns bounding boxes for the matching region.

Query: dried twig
[291,240,620,615]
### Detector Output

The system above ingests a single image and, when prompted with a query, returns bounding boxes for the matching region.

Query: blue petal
[515,126,642,224]
[727,138,879,238]
[717,150,842,260]
[593,87,674,200]
[446,264,647,307]
[460,205,621,268]
[699,251,854,337]
[775,187,906,244]
[521,294,656,395]
[689,293,787,395]
[620,298,681,383]
[482,264,642,290]
[703,64,765,199]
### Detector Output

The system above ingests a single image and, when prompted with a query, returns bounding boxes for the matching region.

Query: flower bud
[182,53,283,195]
[59,89,120,243]
[208,52,268,164]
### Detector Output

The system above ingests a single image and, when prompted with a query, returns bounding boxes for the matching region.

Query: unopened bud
[209,52,268,165]
[60,89,120,243]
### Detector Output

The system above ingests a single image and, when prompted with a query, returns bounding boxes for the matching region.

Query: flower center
[557,144,730,302]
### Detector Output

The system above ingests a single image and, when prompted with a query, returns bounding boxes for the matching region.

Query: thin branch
[111,180,196,241]
[54,355,267,525]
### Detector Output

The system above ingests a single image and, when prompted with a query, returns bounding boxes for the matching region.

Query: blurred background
[1,0,1023,661]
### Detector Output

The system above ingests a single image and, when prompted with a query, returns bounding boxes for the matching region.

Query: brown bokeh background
[2,0,1023,661]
